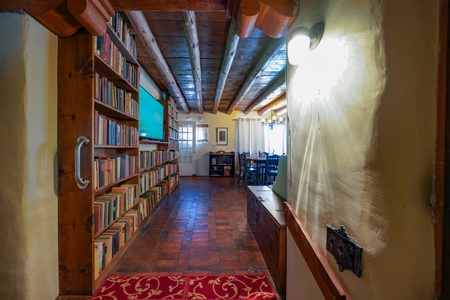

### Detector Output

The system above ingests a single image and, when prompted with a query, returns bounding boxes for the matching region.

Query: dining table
[246,155,267,185]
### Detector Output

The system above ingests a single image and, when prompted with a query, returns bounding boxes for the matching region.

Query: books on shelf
[93,183,139,235]
[94,209,140,279]
[94,73,139,118]
[94,110,139,146]
[139,150,171,169]
[94,155,138,189]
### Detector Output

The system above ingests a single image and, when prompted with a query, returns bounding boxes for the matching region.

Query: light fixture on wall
[262,110,285,130]
[288,22,324,65]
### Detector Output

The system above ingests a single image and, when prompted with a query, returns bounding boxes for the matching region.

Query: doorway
[179,121,196,176]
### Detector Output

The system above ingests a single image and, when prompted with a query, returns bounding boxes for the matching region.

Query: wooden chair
[265,154,279,185]
[238,152,257,185]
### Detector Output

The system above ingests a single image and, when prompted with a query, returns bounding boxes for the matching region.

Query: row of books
[95,33,139,88]
[169,128,179,140]
[94,73,138,119]
[109,12,137,59]
[94,110,139,146]
[169,139,179,150]
[94,155,138,189]
[168,161,179,174]
[139,164,170,195]
[169,173,179,190]
[94,209,140,279]
[168,106,178,122]
[139,180,169,220]
[93,183,139,235]
[139,150,171,169]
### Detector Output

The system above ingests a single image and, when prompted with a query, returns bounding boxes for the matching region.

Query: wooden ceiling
[1,0,298,115]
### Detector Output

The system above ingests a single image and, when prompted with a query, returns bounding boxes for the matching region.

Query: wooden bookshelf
[57,12,141,295]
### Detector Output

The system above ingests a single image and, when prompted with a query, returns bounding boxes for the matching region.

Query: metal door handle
[75,136,89,189]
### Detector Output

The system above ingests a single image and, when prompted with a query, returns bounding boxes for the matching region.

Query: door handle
[75,136,90,189]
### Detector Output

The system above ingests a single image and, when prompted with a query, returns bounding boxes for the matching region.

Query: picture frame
[216,127,228,145]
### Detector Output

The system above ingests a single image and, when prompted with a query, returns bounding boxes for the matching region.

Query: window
[264,123,286,154]
[196,124,209,143]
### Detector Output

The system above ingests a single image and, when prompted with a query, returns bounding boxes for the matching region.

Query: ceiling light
[262,111,285,130]
[288,22,324,65]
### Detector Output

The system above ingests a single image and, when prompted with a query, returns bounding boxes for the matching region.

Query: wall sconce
[287,22,324,65]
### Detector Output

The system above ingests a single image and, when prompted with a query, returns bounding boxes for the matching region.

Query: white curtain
[236,118,265,154]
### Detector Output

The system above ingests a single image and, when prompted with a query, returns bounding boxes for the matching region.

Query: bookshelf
[209,152,235,177]
[58,13,141,295]
[138,95,180,203]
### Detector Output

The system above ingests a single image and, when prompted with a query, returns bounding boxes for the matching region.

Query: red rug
[91,274,277,300]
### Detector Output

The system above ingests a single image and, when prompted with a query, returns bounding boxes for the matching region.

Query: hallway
[111,176,269,275]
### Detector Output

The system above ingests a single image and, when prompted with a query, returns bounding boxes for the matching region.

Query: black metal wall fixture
[326,225,363,278]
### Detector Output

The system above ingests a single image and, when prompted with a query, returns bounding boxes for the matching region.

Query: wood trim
[284,203,346,300]
[109,0,226,11]
[436,1,449,298]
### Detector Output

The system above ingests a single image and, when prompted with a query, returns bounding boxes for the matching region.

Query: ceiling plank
[244,71,285,114]
[126,10,190,113]
[110,0,226,11]
[226,36,285,114]
[181,11,204,113]
[213,22,240,114]
[258,93,287,116]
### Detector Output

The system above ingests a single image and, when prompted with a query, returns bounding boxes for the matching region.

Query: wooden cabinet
[247,185,286,292]
[58,13,141,295]
[209,152,235,177]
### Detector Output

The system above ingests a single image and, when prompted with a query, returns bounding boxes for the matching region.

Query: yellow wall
[286,0,437,298]
[0,13,58,300]
[179,111,260,176]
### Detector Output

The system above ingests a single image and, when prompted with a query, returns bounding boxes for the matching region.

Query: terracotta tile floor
[57,177,282,299]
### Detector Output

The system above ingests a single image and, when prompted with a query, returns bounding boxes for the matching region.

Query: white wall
[179,111,260,176]
[286,0,437,298]
[0,13,58,300]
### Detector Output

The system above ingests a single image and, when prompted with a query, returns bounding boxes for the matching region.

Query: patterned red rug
[91,274,278,299]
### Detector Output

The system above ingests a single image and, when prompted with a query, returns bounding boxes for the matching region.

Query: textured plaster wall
[286,0,437,298]
[178,111,259,176]
[0,13,58,300]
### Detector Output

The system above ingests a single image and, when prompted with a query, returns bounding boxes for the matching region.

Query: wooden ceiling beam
[213,22,240,114]
[234,0,297,38]
[110,0,226,11]
[126,11,191,113]
[258,93,286,116]
[67,0,114,36]
[244,71,285,114]
[274,105,287,115]
[0,0,83,37]
[226,36,285,114]
[181,11,204,114]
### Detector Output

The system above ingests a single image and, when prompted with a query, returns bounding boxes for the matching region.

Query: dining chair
[238,152,257,185]
[265,154,279,185]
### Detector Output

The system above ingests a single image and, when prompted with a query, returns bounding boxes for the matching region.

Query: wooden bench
[247,185,286,292]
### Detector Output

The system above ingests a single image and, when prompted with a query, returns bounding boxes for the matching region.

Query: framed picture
[216,127,228,145]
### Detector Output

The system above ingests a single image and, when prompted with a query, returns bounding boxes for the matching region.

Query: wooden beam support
[0,0,83,37]
[67,0,114,36]
[126,11,190,113]
[110,0,226,11]
[213,22,240,114]
[244,71,285,114]
[181,11,204,114]
[227,36,285,114]
[258,93,286,116]
[234,0,297,38]
[274,105,287,115]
